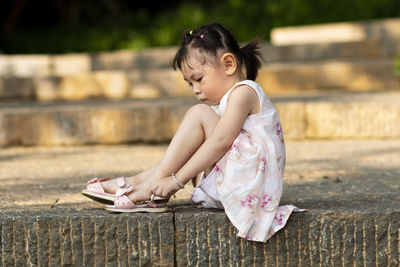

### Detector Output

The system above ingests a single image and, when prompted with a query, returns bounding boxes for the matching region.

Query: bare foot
[124,181,154,203]
[100,175,145,194]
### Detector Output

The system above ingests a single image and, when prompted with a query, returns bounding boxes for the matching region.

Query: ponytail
[240,40,263,81]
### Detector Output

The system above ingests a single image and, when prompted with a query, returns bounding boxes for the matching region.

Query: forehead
[180,49,220,75]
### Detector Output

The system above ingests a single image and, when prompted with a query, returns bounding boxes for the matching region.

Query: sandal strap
[116,184,135,197]
[117,177,127,188]
[87,176,110,185]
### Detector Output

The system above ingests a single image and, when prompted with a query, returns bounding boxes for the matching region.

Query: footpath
[1,17,400,266]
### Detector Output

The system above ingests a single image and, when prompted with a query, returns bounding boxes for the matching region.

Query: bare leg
[126,104,220,202]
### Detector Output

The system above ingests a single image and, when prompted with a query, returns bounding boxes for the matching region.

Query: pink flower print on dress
[261,194,278,212]
[276,156,284,171]
[258,156,267,172]
[240,194,260,213]
[228,144,241,160]
[247,133,254,145]
[275,212,286,226]
[215,165,224,186]
[276,122,284,143]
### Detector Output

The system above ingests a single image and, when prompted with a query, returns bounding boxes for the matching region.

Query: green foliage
[1,0,400,54]
[395,56,400,79]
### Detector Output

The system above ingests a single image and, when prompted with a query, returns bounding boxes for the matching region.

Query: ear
[220,53,237,76]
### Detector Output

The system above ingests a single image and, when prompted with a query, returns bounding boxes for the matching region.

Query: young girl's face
[181,50,234,106]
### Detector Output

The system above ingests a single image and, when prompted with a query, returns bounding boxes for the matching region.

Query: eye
[196,77,203,82]
[188,82,193,87]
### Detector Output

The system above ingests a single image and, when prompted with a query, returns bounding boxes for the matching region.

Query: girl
[82,23,302,242]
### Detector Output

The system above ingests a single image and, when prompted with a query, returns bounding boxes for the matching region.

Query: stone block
[52,54,91,76]
[0,98,196,146]
[129,83,162,98]
[0,77,34,99]
[305,102,400,139]
[271,18,400,45]
[0,55,51,77]
[92,47,175,71]
[93,71,129,99]
[261,40,385,63]
[58,74,100,100]
[35,71,130,101]
[92,50,137,70]
[316,60,399,91]
[174,207,399,266]
[257,64,317,93]
[133,47,176,69]
[0,211,175,266]
[33,77,62,101]
[257,59,399,93]
[0,56,10,76]
[275,102,306,139]
[128,69,192,97]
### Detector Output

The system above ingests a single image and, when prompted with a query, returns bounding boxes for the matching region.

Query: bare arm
[175,85,259,184]
[152,85,260,197]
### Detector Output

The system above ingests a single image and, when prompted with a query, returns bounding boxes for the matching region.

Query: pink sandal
[81,176,131,204]
[105,185,168,213]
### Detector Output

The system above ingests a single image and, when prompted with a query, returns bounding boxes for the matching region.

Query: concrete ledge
[0,210,174,266]
[174,208,399,266]
[1,91,400,146]
[0,140,399,265]
[1,208,398,266]
[0,98,196,146]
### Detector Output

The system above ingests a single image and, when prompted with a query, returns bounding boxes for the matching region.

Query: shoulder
[226,84,260,114]
[229,83,257,99]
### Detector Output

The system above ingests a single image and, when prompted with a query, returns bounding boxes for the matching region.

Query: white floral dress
[191,80,303,242]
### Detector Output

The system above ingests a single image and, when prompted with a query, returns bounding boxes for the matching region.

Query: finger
[161,188,169,198]
[151,185,159,193]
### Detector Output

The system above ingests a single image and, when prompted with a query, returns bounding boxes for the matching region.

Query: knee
[185,104,214,118]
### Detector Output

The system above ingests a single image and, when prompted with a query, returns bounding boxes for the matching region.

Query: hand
[151,176,182,198]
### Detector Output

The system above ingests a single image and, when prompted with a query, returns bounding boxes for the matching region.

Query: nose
[192,85,201,95]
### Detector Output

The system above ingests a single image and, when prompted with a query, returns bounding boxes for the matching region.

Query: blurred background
[1,0,400,54]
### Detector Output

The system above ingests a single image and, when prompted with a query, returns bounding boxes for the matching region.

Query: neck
[230,70,246,86]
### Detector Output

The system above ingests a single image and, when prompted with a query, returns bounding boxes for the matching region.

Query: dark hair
[173,23,263,81]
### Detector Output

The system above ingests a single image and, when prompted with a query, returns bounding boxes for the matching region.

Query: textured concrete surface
[0,140,399,265]
[1,91,400,146]
[0,211,174,267]
[174,208,399,266]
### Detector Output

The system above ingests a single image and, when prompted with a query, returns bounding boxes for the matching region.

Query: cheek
[203,87,218,100]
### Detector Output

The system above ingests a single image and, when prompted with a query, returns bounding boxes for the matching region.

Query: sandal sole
[82,190,115,205]
[104,206,169,213]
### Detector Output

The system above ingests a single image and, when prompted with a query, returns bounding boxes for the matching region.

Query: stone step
[259,58,400,94]
[0,91,399,147]
[263,39,399,63]
[0,140,399,265]
[1,58,399,101]
[271,17,400,45]
[1,39,397,79]
[0,47,177,77]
